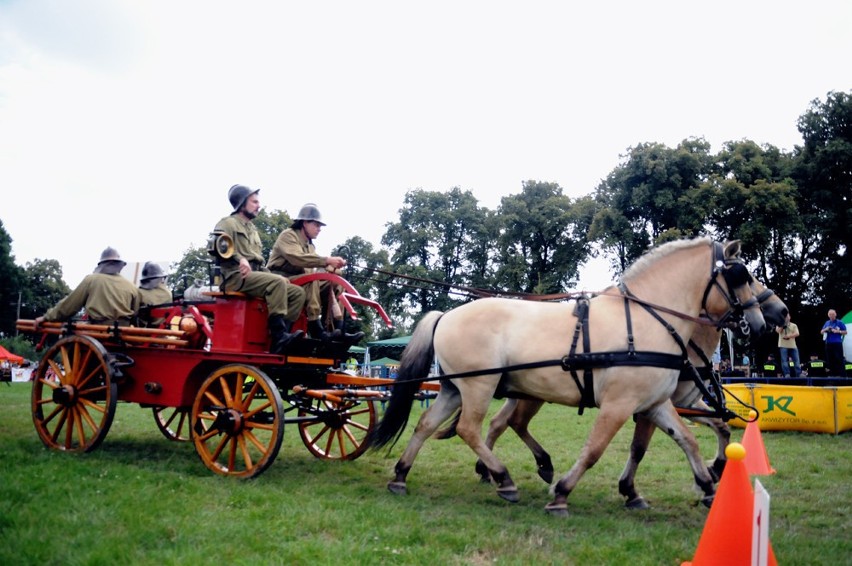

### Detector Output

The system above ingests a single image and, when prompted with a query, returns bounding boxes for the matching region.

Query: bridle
[698,241,763,337]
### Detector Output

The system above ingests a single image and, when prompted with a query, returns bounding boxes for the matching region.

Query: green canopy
[367,336,411,347]
[369,357,400,366]
[347,345,366,354]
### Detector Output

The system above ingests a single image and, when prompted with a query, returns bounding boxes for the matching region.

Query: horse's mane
[622,236,712,281]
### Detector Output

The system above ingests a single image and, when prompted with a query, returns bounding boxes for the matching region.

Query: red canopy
[0,345,24,365]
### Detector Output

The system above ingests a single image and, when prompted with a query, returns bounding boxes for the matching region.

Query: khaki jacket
[45,273,140,323]
[267,228,327,277]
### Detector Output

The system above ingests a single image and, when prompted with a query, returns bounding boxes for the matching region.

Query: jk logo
[761,395,796,416]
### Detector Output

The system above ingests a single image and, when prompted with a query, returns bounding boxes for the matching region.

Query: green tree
[254,208,292,259]
[331,236,393,340]
[382,188,491,326]
[19,259,71,320]
[494,181,594,294]
[703,140,808,308]
[590,139,713,271]
[793,90,852,307]
[0,219,23,336]
[169,244,215,296]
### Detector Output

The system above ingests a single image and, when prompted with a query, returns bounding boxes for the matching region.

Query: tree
[169,244,216,296]
[793,90,852,307]
[703,140,808,308]
[382,188,491,326]
[0,219,23,336]
[494,181,594,294]
[590,139,713,271]
[19,259,71,320]
[331,236,392,340]
[254,208,293,259]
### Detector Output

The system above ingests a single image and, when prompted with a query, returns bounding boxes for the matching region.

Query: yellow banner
[724,385,849,434]
[837,387,852,433]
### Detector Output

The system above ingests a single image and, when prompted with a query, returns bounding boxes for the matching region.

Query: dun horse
[368,238,788,515]
[469,278,785,510]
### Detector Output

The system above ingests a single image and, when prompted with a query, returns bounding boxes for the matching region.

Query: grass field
[0,382,849,565]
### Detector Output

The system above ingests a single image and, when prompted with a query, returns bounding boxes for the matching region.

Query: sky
[1,0,850,295]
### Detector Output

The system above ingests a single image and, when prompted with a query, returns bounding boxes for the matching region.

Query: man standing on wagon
[213,184,306,354]
[266,202,364,345]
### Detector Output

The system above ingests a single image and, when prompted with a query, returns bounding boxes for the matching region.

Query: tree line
[2,90,850,364]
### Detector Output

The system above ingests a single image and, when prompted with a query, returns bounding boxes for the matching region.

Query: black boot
[334,319,365,345]
[269,315,304,354]
[308,319,334,342]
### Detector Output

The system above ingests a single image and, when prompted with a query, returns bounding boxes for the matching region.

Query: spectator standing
[35,247,140,327]
[775,313,801,377]
[820,309,848,376]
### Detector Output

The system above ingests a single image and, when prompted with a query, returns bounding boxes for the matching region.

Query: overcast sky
[1,0,850,294]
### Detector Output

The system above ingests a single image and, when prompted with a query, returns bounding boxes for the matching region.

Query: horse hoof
[625,497,650,510]
[387,481,407,496]
[537,468,554,484]
[496,486,520,503]
[544,502,569,517]
[700,495,714,508]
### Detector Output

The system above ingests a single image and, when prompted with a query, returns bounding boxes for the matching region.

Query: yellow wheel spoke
[237,434,253,470]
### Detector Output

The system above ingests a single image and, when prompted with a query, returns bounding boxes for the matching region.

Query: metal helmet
[295,203,326,226]
[98,247,125,266]
[140,261,167,281]
[228,184,260,212]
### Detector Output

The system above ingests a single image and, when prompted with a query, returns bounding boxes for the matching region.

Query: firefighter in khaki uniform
[35,247,140,326]
[267,203,364,345]
[213,184,306,354]
[138,261,173,328]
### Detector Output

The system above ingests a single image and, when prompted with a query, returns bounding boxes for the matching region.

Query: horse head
[752,277,789,335]
[703,240,785,339]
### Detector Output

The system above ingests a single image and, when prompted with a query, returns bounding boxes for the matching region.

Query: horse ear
[724,240,742,258]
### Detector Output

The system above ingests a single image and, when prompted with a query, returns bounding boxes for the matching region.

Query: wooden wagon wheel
[152,406,194,442]
[31,335,117,453]
[191,364,284,478]
[298,396,376,460]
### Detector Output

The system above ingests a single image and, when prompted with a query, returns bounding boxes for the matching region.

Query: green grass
[0,382,849,565]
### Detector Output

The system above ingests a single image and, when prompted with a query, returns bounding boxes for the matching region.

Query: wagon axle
[51,385,77,407]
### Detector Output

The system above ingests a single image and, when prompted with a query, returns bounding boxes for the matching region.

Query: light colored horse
[470,278,783,508]
[369,238,787,515]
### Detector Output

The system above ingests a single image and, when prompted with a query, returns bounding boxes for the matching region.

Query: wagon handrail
[15,319,190,347]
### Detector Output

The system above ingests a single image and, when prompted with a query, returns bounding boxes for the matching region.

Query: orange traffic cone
[741,410,776,476]
[682,443,777,566]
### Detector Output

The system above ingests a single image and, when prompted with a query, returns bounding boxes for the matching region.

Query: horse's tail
[368,311,443,451]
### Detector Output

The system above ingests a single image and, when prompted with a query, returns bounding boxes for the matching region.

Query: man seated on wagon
[137,261,173,327]
[266,202,364,345]
[213,184,307,354]
[35,247,140,327]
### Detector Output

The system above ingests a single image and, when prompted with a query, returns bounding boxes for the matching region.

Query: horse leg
[476,398,516,482]
[547,404,633,517]
[690,412,731,482]
[387,386,461,496]
[455,395,520,503]
[507,398,553,483]
[617,415,658,510]
[644,401,716,507]
[478,398,554,484]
